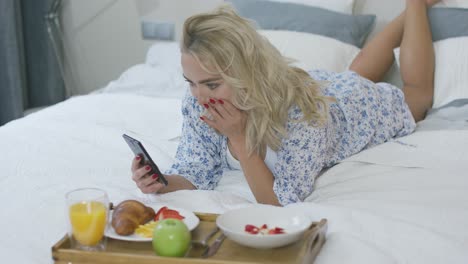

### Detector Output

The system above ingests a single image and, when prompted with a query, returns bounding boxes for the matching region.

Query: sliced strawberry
[274,227,284,232]
[245,224,285,235]
[268,227,285,235]
[245,224,259,234]
[245,224,257,232]
[164,209,180,215]
[154,206,186,221]
[154,206,168,221]
[162,209,185,220]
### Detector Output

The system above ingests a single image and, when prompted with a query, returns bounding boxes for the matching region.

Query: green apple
[152,219,191,257]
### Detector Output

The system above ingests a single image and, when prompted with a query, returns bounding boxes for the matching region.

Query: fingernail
[218,99,224,104]
[203,103,209,109]
[209,98,216,104]
[135,156,141,160]
[145,165,151,171]
[200,116,205,121]
[152,174,158,179]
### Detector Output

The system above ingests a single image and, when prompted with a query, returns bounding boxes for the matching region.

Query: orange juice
[69,201,107,246]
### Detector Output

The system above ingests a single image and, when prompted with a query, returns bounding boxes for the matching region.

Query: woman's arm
[228,119,329,207]
[202,100,327,206]
[229,138,281,206]
[201,99,281,206]
[132,94,224,194]
[131,158,196,194]
[158,175,197,193]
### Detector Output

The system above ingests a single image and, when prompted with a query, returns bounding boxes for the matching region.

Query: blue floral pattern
[165,69,416,205]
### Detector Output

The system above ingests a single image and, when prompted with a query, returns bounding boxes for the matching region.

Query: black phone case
[122,134,168,186]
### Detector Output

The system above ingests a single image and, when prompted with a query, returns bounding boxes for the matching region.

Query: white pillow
[101,63,186,98]
[393,36,468,108]
[265,0,355,14]
[259,30,360,72]
[146,41,181,69]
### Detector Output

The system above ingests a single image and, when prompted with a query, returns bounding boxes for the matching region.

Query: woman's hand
[201,98,247,143]
[131,156,165,194]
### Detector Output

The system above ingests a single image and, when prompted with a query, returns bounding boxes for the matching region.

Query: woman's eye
[206,83,219,90]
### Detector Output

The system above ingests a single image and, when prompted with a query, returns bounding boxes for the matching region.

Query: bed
[1,0,468,263]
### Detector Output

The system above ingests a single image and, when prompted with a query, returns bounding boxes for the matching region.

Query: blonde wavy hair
[182,5,329,156]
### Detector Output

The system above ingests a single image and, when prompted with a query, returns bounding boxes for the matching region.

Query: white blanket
[1,93,467,264]
[343,130,468,169]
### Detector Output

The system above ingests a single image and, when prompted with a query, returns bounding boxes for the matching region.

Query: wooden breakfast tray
[52,213,327,264]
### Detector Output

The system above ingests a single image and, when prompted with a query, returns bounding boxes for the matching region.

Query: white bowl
[216,206,311,249]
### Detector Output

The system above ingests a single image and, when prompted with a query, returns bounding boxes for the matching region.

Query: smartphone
[122,134,168,186]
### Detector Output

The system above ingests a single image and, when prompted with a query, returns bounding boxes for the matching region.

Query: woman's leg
[350,0,438,122]
[349,13,405,83]
[399,0,435,122]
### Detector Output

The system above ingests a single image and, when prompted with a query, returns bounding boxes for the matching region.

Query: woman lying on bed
[131,0,440,206]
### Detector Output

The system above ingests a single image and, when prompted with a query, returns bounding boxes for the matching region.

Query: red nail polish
[200,116,205,121]
[209,98,216,104]
[152,174,158,179]
[145,165,151,171]
[135,156,141,160]
[203,103,209,108]
[218,99,224,104]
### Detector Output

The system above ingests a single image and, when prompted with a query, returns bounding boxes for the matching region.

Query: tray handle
[299,218,328,264]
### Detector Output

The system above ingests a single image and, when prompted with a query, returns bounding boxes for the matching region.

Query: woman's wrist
[156,174,197,194]
[228,136,247,158]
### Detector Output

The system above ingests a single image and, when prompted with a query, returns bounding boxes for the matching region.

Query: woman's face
[181,52,233,106]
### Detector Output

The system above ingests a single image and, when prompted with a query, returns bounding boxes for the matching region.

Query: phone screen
[122,134,168,186]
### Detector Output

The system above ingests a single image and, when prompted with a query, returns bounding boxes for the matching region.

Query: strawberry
[154,206,185,221]
[162,209,185,220]
[154,206,168,221]
[245,224,285,235]
[245,224,260,234]
[268,227,285,234]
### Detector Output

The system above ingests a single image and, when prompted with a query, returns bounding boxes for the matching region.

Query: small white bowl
[216,206,311,249]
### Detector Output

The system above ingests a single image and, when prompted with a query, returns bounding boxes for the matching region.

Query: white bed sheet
[1,91,467,264]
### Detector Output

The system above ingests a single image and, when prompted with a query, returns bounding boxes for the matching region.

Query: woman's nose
[192,87,209,102]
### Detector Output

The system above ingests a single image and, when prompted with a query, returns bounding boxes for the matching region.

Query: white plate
[216,206,311,249]
[106,205,199,242]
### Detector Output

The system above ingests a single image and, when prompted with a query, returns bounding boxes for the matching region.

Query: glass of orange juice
[66,188,109,251]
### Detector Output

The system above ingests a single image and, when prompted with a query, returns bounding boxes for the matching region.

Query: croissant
[111,200,155,236]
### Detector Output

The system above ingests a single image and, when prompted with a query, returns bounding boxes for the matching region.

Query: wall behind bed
[62,0,405,95]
